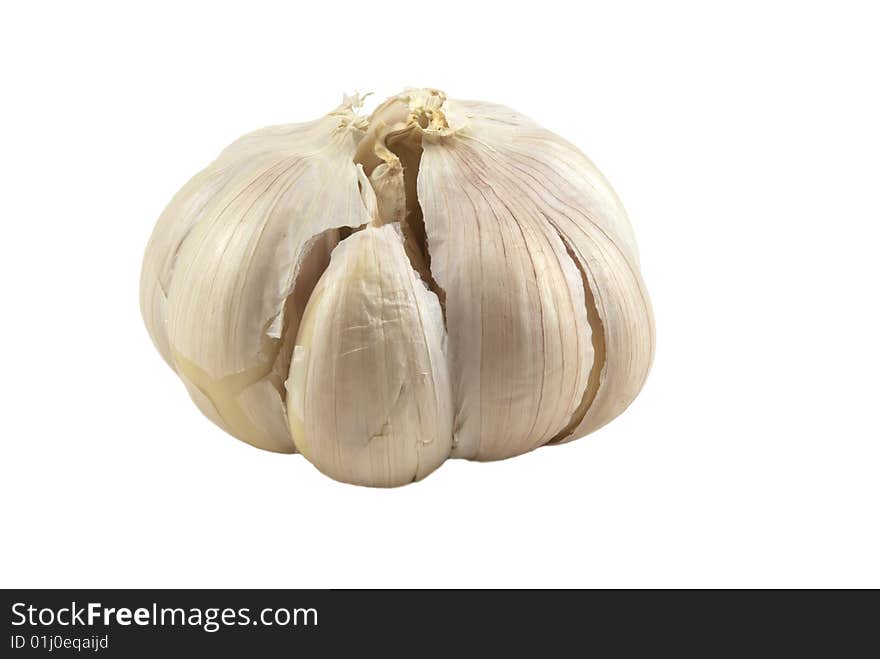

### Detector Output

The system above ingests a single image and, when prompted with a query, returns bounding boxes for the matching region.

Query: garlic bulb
[140,88,654,487]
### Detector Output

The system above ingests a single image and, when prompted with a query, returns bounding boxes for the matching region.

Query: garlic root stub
[139,88,655,487]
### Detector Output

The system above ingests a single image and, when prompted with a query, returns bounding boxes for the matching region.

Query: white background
[2,1,878,588]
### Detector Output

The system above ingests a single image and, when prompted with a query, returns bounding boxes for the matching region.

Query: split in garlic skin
[140,88,654,486]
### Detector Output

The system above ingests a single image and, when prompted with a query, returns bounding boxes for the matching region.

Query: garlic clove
[544,219,655,440]
[455,100,654,439]
[412,92,653,449]
[286,224,453,487]
[401,93,593,461]
[140,166,242,368]
[142,98,373,452]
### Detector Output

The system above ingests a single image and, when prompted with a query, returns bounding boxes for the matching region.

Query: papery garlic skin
[140,88,654,486]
